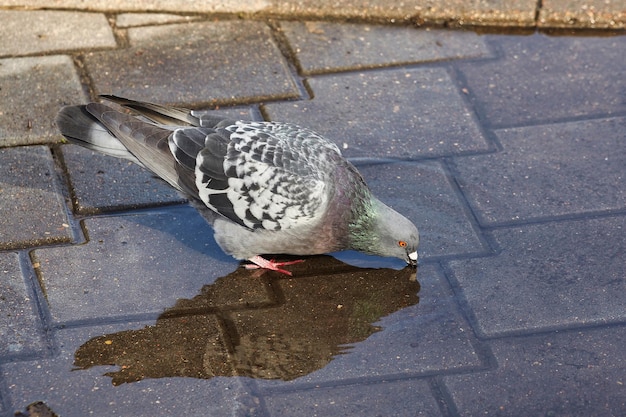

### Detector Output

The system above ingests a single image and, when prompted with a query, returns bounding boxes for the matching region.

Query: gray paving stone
[264,67,490,159]
[0,146,72,250]
[31,206,240,324]
[280,22,492,75]
[452,117,626,225]
[444,326,626,416]
[264,378,442,416]
[0,252,47,360]
[1,323,260,417]
[355,161,485,259]
[61,145,184,214]
[0,10,115,57]
[0,55,86,146]
[84,20,299,106]
[446,216,626,337]
[456,34,626,127]
[540,0,626,29]
[254,264,481,388]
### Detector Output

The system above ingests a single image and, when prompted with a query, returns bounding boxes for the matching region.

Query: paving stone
[264,68,490,159]
[444,326,626,416]
[0,55,86,146]
[0,146,72,250]
[31,206,241,324]
[355,161,486,259]
[452,117,626,225]
[264,378,442,416]
[540,0,626,29]
[446,216,626,337]
[0,10,115,57]
[83,20,299,106]
[61,145,184,214]
[0,252,47,360]
[115,12,200,28]
[280,22,492,75]
[1,323,261,417]
[456,34,626,127]
[254,264,480,388]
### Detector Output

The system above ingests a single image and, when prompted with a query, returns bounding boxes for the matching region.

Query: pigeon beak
[407,250,418,267]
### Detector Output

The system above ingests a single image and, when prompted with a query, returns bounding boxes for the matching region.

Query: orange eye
[398,241,407,248]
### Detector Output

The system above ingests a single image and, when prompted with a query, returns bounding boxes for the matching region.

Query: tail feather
[56,105,142,165]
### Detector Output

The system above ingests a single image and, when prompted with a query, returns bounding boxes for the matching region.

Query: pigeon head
[350,197,419,266]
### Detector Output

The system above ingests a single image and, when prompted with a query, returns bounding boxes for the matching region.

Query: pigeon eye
[398,241,407,248]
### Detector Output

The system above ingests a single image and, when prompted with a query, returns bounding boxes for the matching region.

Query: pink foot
[245,255,305,276]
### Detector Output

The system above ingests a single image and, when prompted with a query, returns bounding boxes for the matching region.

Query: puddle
[73,256,420,385]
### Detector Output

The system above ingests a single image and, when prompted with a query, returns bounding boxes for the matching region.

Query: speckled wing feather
[170,121,343,231]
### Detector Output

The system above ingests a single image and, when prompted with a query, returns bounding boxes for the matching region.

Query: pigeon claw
[245,255,305,276]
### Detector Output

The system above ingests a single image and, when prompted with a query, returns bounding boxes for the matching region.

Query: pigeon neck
[347,196,383,252]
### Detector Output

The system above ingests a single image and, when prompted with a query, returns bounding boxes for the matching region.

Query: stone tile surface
[1,323,260,417]
[0,55,86,146]
[444,327,626,416]
[264,378,442,416]
[280,21,491,75]
[0,10,116,56]
[452,117,626,225]
[84,20,299,106]
[457,34,626,127]
[0,252,47,360]
[264,67,490,159]
[446,216,626,337]
[356,161,486,259]
[0,146,72,250]
[61,145,184,214]
[31,207,240,324]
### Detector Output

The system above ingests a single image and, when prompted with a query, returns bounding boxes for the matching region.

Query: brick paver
[0,5,624,417]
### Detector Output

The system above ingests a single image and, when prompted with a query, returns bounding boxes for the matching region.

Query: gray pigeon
[56,96,419,275]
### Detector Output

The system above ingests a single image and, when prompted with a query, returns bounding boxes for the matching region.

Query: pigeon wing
[170,121,342,231]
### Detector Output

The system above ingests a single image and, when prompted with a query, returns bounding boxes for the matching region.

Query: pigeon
[56,96,419,275]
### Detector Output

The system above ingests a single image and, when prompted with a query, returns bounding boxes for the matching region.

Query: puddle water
[73,256,419,385]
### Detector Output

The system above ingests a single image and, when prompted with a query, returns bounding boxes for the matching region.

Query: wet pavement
[0,2,625,417]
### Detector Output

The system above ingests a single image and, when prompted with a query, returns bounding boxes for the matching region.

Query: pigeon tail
[55,105,141,164]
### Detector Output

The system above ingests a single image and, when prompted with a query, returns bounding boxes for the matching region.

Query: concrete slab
[0,0,539,27]
[355,161,486,259]
[0,10,116,57]
[264,67,490,159]
[115,12,200,28]
[83,20,299,106]
[540,0,626,29]
[280,22,492,75]
[446,216,626,337]
[452,117,626,225]
[61,145,184,215]
[444,327,626,416]
[0,252,47,360]
[31,206,240,324]
[1,323,260,417]
[0,55,86,146]
[456,33,626,127]
[0,146,72,250]
[264,378,442,416]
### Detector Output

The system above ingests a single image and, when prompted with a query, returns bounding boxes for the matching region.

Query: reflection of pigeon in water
[56,96,419,275]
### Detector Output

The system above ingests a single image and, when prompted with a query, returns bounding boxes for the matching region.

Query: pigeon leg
[245,255,305,276]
